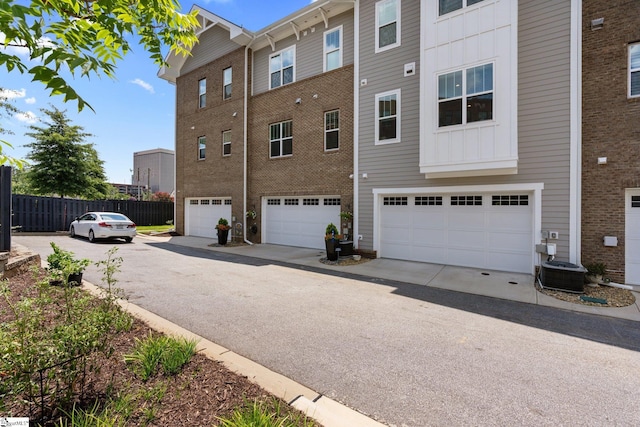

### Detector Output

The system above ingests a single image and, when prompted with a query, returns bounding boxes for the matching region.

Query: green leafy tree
[0,0,199,112]
[10,166,34,194]
[24,106,108,198]
[0,91,26,168]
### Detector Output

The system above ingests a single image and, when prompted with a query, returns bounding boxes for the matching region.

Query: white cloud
[129,78,155,94]
[25,97,36,104]
[0,32,55,59]
[15,111,37,124]
[0,88,26,100]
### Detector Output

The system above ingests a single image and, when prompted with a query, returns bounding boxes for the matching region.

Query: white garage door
[625,189,640,285]
[185,198,232,240]
[264,196,341,249]
[380,193,533,273]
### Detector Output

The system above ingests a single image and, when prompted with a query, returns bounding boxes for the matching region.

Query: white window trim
[324,110,340,151]
[198,78,206,108]
[269,46,296,90]
[198,136,206,160]
[223,67,232,100]
[375,0,401,53]
[375,89,401,145]
[629,43,640,98]
[222,130,231,157]
[323,26,343,72]
[438,0,486,17]
[269,121,293,159]
[437,62,495,129]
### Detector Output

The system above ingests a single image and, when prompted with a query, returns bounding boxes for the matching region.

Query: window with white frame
[198,78,206,108]
[223,67,232,100]
[325,110,339,151]
[269,47,295,89]
[630,43,640,98]
[222,130,231,156]
[375,0,400,52]
[438,63,493,127]
[324,26,342,72]
[376,89,401,144]
[269,121,293,158]
[439,0,485,16]
[198,136,206,160]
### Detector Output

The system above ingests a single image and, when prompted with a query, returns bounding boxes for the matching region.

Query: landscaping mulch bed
[0,268,319,426]
[537,281,636,307]
[320,256,371,267]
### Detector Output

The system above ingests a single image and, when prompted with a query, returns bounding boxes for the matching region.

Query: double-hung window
[222,131,231,156]
[375,89,401,144]
[270,121,293,158]
[630,43,640,98]
[198,136,206,160]
[438,63,493,127]
[270,47,295,89]
[375,0,400,52]
[439,0,485,16]
[324,26,342,72]
[325,110,339,151]
[198,78,206,108]
[223,67,232,100]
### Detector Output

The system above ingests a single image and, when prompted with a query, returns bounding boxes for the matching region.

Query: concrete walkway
[154,235,640,322]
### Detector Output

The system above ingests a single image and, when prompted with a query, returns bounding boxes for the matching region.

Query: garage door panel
[625,190,640,285]
[448,248,485,269]
[487,210,531,229]
[448,230,485,249]
[488,231,531,252]
[449,210,485,228]
[413,228,446,246]
[185,199,231,240]
[381,227,413,245]
[412,210,446,228]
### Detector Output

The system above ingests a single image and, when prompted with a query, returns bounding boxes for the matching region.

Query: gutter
[243,38,256,245]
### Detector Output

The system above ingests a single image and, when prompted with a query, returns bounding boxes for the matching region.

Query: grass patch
[124,333,198,381]
[135,225,174,235]
[217,398,316,427]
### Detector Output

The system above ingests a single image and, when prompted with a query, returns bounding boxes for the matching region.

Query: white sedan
[69,212,137,243]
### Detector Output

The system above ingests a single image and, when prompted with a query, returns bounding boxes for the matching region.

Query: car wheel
[70,226,76,238]
[124,237,133,243]
[88,229,96,243]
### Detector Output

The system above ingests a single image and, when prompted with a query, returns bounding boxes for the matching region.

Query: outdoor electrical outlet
[549,231,559,239]
[358,234,363,240]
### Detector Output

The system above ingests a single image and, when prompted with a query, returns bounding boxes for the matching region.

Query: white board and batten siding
[262,196,341,250]
[185,197,232,240]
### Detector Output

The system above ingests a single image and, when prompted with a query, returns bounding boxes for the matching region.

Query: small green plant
[585,262,607,276]
[47,242,91,285]
[216,217,231,231]
[217,398,315,427]
[325,223,340,240]
[124,333,198,381]
[339,211,353,221]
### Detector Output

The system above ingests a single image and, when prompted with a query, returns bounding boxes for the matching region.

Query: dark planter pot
[339,241,353,257]
[68,272,83,286]
[325,239,339,261]
[217,228,230,245]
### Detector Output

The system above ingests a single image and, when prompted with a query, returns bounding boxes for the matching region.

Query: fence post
[0,166,12,251]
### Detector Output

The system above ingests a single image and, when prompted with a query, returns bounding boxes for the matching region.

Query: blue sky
[0,0,315,184]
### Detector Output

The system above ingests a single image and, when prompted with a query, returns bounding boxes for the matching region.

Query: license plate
[116,225,123,229]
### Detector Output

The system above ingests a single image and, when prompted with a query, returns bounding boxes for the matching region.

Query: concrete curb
[81,281,385,427]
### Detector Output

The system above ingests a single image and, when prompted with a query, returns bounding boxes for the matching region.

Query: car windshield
[99,214,129,221]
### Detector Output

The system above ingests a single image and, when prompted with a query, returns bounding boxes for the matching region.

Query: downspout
[353,0,360,249]
[243,38,256,245]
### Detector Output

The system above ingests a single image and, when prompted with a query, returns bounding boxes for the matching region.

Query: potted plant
[215,218,231,245]
[325,223,341,261]
[584,262,607,286]
[47,242,91,286]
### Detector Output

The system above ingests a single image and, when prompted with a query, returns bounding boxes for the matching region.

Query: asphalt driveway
[13,234,640,426]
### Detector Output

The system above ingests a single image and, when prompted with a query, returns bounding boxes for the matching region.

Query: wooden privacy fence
[12,195,174,232]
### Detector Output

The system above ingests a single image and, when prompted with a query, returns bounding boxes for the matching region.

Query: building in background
[132,148,175,196]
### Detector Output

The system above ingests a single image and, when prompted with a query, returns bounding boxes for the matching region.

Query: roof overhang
[158,5,254,84]
[158,1,355,83]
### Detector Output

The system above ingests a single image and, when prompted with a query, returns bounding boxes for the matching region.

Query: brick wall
[175,47,246,235]
[247,65,355,243]
[582,0,640,282]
